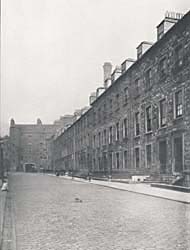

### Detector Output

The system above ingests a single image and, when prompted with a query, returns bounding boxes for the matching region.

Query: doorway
[159,140,167,174]
[173,135,183,173]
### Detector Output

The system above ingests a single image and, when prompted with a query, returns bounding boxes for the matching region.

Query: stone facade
[9,114,75,172]
[9,119,60,171]
[53,11,190,184]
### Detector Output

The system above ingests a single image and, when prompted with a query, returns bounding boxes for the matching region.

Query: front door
[173,136,183,173]
[159,140,167,174]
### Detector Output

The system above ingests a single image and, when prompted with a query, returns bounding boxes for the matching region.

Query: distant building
[0,136,10,178]
[9,119,60,171]
[54,115,75,129]
[53,11,190,186]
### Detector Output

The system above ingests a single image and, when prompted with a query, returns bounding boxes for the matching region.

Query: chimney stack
[96,87,105,97]
[89,92,97,105]
[136,41,153,59]
[111,65,122,84]
[103,62,112,89]
[121,58,136,74]
[10,118,15,127]
[157,11,184,41]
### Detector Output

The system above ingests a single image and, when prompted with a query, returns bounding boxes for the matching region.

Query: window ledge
[174,115,183,121]
[158,125,167,131]
[145,131,153,135]
[134,135,140,139]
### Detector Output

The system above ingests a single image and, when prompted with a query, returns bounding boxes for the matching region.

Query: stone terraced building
[53,11,190,185]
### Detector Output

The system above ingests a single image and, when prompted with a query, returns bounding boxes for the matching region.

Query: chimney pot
[157,11,184,40]
[103,62,112,89]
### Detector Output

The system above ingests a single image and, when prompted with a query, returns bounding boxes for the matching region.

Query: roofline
[54,10,190,141]
[136,41,154,49]
[91,9,190,105]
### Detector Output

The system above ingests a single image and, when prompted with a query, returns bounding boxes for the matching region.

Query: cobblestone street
[5,173,190,250]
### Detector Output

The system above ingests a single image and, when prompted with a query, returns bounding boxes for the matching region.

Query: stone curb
[0,191,7,249]
[49,175,190,205]
[0,181,17,250]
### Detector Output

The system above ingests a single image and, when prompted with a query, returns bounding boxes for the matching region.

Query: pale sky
[1,0,190,135]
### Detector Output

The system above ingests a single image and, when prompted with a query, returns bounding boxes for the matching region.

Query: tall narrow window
[175,45,183,67]
[116,93,120,110]
[93,111,96,126]
[98,132,101,147]
[135,78,140,97]
[93,158,96,170]
[103,103,107,120]
[159,57,167,77]
[160,99,166,127]
[98,107,101,124]
[109,153,113,173]
[116,122,120,141]
[122,118,127,139]
[123,150,127,168]
[175,90,183,118]
[135,148,140,168]
[116,152,120,169]
[93,135,96,148]
[146,106,152,132]
[159,140,167,174]
[123,87,128,104]
[109,126,113,144]
[173,136,183,173]
[135,112,140,136]
[145,68,152,89]
[98,157,101,170]
[146,144,152,168]
[109,99,113,113]
[103,129,107,145]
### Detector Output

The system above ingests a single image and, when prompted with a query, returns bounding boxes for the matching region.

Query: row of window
[92,134,183,172]
[92,144,152,170]
[92,89,183,147]
[93,151,128,170]
[93,47,186,121]
[92,87,183,131]
[93,117,128,147]
[134,57,169,96]
[135,89,183,135]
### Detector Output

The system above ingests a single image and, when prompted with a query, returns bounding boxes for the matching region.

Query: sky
[1,0,190,135]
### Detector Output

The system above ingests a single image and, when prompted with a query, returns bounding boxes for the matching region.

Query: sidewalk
[0,180,7,248]
[59,176,190,204]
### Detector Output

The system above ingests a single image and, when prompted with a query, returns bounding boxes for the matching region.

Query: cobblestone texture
[9,173,190,250]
